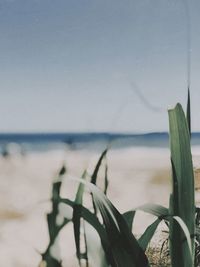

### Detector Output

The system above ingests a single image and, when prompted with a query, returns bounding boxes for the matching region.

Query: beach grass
[38,91,200,267]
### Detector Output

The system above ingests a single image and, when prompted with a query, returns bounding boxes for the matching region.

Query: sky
[0,0,200,133]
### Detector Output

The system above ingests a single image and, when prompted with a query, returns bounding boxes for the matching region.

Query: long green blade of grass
[168,103,195,266]
[60,197,110,251]
[91,149,107,185]
[136,203,169,219]
[173,216,193,257]
[41,165,67,267]
[68,177,149,267]
[104,158,109,195]
[90,149,108,215]
[73,170,87,266]
[138,218,161,251]
[187,88,191,136]
[123,210,136,231]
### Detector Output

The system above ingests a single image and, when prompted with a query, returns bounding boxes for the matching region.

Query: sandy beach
[1,146,200,267]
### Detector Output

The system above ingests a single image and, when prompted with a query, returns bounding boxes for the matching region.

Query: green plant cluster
[39,91,200,267]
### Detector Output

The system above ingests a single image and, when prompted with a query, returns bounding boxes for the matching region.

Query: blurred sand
[0,146,200,266]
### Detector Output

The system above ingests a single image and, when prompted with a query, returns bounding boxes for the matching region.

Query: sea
[0,132,200,154]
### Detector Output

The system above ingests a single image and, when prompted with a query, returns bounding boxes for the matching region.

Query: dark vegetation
[39,91,200,267]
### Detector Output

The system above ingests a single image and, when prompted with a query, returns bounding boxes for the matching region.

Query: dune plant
[40,165,67,267]
[169,102,195,266]
[136,97,196,266]
[40,149,151,267]
[40,91,200,267]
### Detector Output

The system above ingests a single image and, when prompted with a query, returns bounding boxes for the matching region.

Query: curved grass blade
[68,177,149,267]
[123,210,136,231]
[138,218,161,251]
[91,149,107,185]
[95,198,149,267]
[73,170,87,266]
[60,198,109,250]
[48,164,66,241]
[60,199,146,266]
[104,158,109,195]
[41,164,67,266]
[173,216,192,256]
[136,203,169,219]
[91,149,107,214]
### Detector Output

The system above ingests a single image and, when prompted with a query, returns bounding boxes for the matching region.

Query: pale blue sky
[0,0,200,132]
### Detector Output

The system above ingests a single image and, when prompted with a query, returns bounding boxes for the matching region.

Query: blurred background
[0,0,200,266]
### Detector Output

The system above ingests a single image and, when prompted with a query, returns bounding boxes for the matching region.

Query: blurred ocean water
[0,132,200,153]
[0,132,169,153]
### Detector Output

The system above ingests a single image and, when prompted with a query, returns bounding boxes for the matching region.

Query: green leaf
[91,149,107,185]
[186,88,191,136]
[60,198,110,259]
[68,177,149,267]
[39,256,62,267]
[104,159,109,195]
[41,164,69,266]
[168,103,195,266]
[123,210,136,231]
[138,218,161,251]
[58,165,66,176]
[168,103,195,229]
[136,203,169,219]
[73,170,87,265]
[173,216,192,256]
[91,149,108,215]
[75,170,87,205]
[48,164,66,242]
